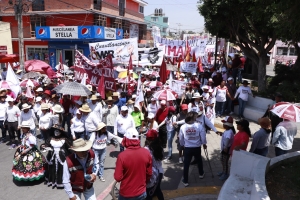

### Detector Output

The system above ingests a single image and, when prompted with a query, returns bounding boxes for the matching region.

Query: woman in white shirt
[147,98,159,116]
[33,96,42,122]
[20,103,37,136]
[52,104,64,126]
[39,103,53,144]
[70,110,85,140]
[234,80,255,119]
[205,89,216,125]
[6,96,21,149]
[146,113,158,131]
[91,122,121,182]
[215,81,233,118]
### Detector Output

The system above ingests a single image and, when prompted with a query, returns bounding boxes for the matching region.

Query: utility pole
[16,0,25,73]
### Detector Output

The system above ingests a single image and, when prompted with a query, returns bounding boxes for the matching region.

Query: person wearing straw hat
[80,104,100,140]
[188,92,203,113]
[114,128,152,200]
[126,99,135,115]
[102,97,118,134]
[88,95,103,122]
[114,106,135,152]
[249,117,271,157]
[179,112,207,187]
[20,103,37,136]
[6,96,21,149]
[62,138,97,200]
[0,92,8,143]
[39,103,53,148]
[33,96,42,122]
[12,121,47,182]
[70,110,85,140]
[52,104,65,126]
[90,122,121,182]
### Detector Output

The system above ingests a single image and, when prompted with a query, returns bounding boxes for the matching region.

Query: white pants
[74,186,96,200]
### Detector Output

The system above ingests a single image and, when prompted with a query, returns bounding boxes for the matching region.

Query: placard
[180,62,197,73]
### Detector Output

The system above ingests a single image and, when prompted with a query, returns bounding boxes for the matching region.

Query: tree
[198,0,281,92]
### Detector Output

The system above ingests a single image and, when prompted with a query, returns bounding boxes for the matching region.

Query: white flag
[81,73,87,85]
[135,74,144,104]
[7,63,20,99]
[169,71,174,88]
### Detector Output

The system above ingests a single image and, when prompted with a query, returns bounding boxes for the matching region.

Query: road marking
[97,181,115,200]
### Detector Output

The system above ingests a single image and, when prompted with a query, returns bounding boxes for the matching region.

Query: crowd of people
[0,54,298,200]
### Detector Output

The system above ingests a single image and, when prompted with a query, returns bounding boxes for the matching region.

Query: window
[119,0,125,16]
[163,17,168,23]
[94,0,102,10]
[151,17,157,22]
[30,15,46,37]
[162,28,167,33]
[289,48,297,56]
[277,47,288,56]
[32,0,45,11]
[26,46,49,63]
[112,18,122,29]
[139,5,144,14]
[94,14,107,26]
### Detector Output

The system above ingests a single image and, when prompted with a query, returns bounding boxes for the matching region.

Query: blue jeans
[183,147,204,183]
[167,130,176,158]
[225,97,233,114]
[62,113,71,136]
[119,192,146,200]
[93,148,106,177]
[238,98,247,117]
[215,101,225,116]
[275,147,288,157]
[118,133,125,152]
[75,131,85,139]
[232,68,239,85]
[253,147,268,157]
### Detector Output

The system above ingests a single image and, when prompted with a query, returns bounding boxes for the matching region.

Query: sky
[144,0,205,33]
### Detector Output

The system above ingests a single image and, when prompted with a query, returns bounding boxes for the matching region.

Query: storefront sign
[89,38,138,63]
[104,27,116,39]
[50,26,78,39]
[36,26,123,40]
[0,46,7,50]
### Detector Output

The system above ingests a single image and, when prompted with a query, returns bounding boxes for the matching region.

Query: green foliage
[266,64,300,102]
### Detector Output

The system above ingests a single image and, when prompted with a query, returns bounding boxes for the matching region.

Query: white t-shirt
[221,129,234,151]
[147,103,159,116]
[179,122,206,147]
[90,131,118,150]
[163,115,177,132]
[235,86,252,101]
[216,86,228,102]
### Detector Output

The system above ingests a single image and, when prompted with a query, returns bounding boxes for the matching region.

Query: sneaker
[181,179,189,187]
[99,177,105,182]
[217,172,224,176]
[199,172,205,179]
[219,173,229,181]
[9,144,16,150]
[163,158,171,164]
[179,157,183,164]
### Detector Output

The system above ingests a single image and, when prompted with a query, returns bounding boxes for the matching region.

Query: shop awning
[0,54,19,63]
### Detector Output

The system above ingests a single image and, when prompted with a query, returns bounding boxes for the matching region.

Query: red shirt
[230,131,250,155]
[60,98,73,114]
[155,107,169,124]
[114,142,152,198]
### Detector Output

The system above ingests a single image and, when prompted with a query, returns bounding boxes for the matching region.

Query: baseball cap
[202,85,209,90]
[36,96,42,102]
[160,100,166,105]
[221,116,234,127]
[121,106,128,111]
[169,106,176,112]
[146,129,159,141]
[124,128,139,140]
[227,77,233,81]
[181,104,188,110]
[151,98,156,101]
[132,94,137,99]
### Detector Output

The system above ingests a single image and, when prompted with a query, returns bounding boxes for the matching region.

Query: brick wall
[46,14,94,26]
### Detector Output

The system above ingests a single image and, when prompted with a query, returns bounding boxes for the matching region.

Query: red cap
[181,104,188,110]
[169,106,176,112]
[146,129,159,141]
[44,90,51,96]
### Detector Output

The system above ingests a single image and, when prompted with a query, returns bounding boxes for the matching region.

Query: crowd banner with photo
[133,46,165,66]
[170,80,186,98]
[130,24,139,38]
[89,38,138,64]
[154,36,207,57]
[180,62,197,73]
[74,50,115,91]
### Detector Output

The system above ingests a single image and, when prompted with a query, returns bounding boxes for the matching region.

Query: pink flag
[25,86,34,99]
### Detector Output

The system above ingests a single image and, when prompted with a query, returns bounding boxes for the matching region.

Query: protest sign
[170,80,186,98]
[180,62,197,73]
[89,38,138,64]
[74,50,115,91]
[133,46,165,66]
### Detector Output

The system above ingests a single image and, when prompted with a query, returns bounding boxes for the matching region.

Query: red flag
[127,56,134,95]
[198,57,204,72]
[98,73,105,99]
[159,59,169,84]
[192,51,197,62]
[185,40,191,61]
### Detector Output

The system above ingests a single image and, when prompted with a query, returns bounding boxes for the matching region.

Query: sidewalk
[159,116,300,200]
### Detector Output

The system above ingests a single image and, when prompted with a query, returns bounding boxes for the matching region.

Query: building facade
[144,8,169,38]
[0,0,147,68]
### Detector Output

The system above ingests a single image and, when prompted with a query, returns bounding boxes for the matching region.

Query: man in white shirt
[20,103,37,136]
[234,80,255,119]
[0,92,7,142]
[102,97,118,134]
[88,95,103,122]
[80,104,100,140]
[114,106,135,152]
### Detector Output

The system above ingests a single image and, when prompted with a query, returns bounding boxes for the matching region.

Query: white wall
[0,21,13,54]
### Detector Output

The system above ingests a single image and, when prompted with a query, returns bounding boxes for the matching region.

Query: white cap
[202,85,209,90]
[160,100,166,105]
[151,98,156,101]
[36,87,43,92]
[121,106,128,111]
[132,94,137,99]
[180,73,185,77]
[208,89,214,93]
[36,96,42,102]
[147,113,155,119]
[76,110,81,115]
[192,72,197,76]
[227,77,233,81]
[6,96,14,102]
[75,100,83,105]
[208,78,213,82]
[124,128,139,140]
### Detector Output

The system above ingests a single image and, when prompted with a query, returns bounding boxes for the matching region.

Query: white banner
[180,62,197,73]
[170,80,186,98]
[104,27,116,39]
[130,24,139,38]
[154,36,207,57]
[89,38,138,63]
[133,46,165,66]
[50,26,78,39]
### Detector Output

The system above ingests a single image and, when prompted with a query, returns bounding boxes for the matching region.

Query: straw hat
[106,97,113,101]
[90,95,97,101]
[20,121,31,128]
[79,104,92,113]
[41,103,50,110]
[69,138,93,152]
[96,122,106,131]
[126,99,134,105]
[22,103,31,110]
[112,92,120,97]
[192,93,202,99]
[52,104,64,113]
